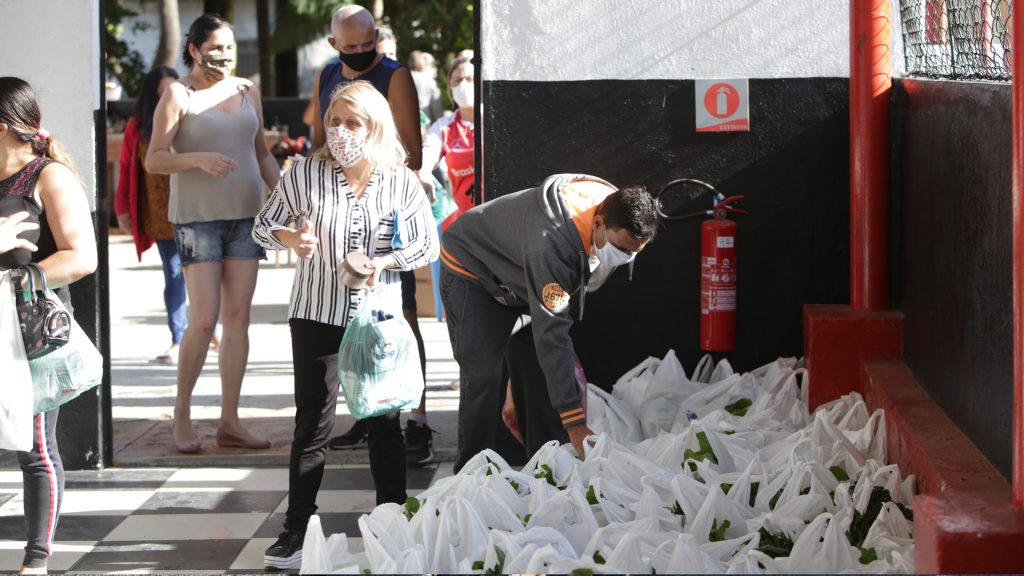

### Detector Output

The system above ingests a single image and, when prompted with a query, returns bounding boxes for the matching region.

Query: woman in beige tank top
[145,13,280,454]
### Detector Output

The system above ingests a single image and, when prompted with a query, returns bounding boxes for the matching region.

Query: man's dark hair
[601,185,661,241]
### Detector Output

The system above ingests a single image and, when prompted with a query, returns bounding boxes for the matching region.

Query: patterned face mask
[326,125,366,168]
[199,51,235,81]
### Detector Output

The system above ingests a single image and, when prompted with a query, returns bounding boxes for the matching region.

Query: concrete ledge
[861,360,1024,573]
[803,304,903,409]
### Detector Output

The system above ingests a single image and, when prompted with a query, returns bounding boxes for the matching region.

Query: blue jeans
[173,218,266,266]
[156,239,187,344]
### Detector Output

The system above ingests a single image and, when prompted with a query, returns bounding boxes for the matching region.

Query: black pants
[18,408,63,569]
[285,319,406,534]
[506,329,570,457]
[441,267,569,472]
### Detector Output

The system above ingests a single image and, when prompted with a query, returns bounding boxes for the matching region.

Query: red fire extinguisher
[656,179,747,352]
[700,194,746,351]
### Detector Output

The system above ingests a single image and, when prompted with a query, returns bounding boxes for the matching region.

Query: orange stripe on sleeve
[560,407,584,418]
[562,413,586,425]
[440,247,478,280]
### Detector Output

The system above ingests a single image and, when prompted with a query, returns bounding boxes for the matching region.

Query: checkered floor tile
[0,464,443,573]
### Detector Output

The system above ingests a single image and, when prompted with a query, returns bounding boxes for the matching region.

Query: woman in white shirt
[253,80,438,570]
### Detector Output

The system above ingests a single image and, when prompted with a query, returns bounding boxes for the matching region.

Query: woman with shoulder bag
[0,76,98,575]
[115,66,187,365]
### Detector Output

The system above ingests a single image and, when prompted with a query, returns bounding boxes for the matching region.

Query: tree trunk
[155,0,181,68]
[256,0,273,96]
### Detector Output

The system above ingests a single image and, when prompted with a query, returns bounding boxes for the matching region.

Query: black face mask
[338,49,377,72]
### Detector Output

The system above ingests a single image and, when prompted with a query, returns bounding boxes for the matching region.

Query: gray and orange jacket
[440,174,616,429]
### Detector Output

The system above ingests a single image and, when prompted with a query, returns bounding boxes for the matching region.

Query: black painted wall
[483,78,851,388]
[895,78,1013,479]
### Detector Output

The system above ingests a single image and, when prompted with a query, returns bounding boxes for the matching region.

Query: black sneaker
[404,420,435,467]
[328,419,368,450]
[264,530,303,570]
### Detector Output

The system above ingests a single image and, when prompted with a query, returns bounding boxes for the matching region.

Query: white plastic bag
[430,496,490,572]
[612,356,660,417]
[525,488,599,555]
[0,271,33,451]
[786,512,859,573]
[357,503,415,573]
[300,515,362,574]
[639,350,696,438]
[586,383,644,444]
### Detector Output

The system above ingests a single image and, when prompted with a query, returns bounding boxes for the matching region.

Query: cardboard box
[414,265,439,319]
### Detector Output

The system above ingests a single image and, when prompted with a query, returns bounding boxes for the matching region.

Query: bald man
[315,5,431,461]
[310,5,422,170]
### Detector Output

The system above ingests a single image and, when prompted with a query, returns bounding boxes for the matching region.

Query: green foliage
[104,0,150,98]
[755,527,795,558]
[667,500,686,530]
[858,546,879,565]
[709,519,731,542]
[768,489,783,511]
[535,463,556,487]
[593,551,606,565]
[484,548,505,575]
[571,569,594,575]
[720,483,732,494]
[830,465,850,482]
[724,398,753,416]
[748,482,760,508]
[683,431,719,469]
[847,487,912,548]
[403,496,420,520]
[586,485,599,505]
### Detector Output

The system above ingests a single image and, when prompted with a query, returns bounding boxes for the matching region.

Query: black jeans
[506,328,570,457]
[285,319,407,534]
[441,267,535,472]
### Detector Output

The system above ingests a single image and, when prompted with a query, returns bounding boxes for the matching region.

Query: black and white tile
[0,464,441,573]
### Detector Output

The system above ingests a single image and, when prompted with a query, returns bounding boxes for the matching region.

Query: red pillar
[1012,0,1024,508]
[849,0,891,310]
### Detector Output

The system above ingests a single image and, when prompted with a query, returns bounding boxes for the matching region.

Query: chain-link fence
[901,0,1013,80]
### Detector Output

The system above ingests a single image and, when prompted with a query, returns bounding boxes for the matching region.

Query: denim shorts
[174,218,266,266]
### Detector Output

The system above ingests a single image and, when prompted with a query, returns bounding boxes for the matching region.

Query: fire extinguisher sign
[695,79,749,132]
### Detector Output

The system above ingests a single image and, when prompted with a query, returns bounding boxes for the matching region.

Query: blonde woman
[253,80,438,569]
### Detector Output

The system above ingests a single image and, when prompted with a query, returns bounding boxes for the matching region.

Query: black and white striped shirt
[252,156,439,327]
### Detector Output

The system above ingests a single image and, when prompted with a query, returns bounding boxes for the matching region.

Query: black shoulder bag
[11,264,71,360]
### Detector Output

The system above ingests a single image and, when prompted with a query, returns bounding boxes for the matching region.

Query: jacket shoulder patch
[542,282,570,313]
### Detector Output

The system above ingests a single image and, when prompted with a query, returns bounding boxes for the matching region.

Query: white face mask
[326,125,365,167]
[451,81,474,108]
[586,224,636,292]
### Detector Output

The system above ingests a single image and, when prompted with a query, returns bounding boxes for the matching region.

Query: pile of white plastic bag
[301,352,916,574]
